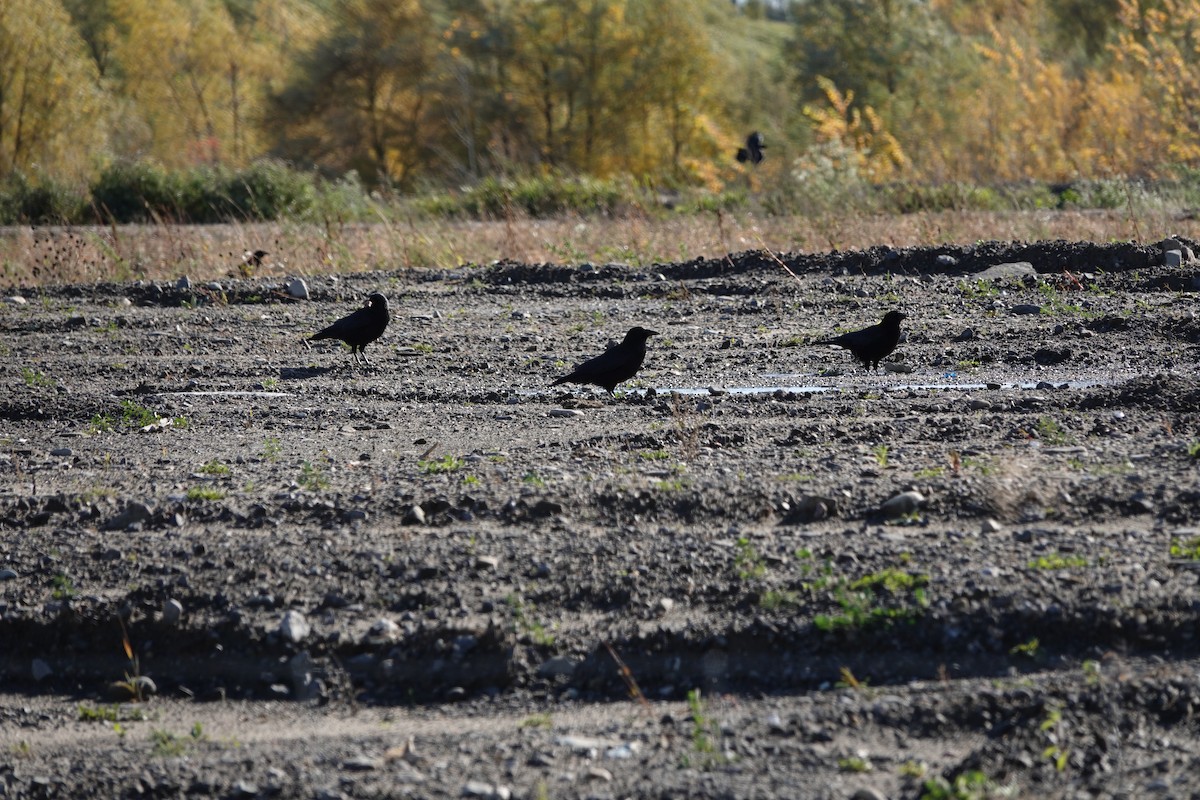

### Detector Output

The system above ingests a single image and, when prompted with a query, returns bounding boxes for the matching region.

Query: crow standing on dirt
[306,292,391,365]
[551,326,659,395]
[812,310,906,371]
[736,131,767,165]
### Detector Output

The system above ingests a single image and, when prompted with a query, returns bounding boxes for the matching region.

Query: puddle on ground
[655,375,1116,396]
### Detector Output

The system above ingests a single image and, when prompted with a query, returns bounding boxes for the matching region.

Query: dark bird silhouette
[813,310,906,371]
[307,292,390,364]
[551,326,659,395]
[736,131,766,165]
[244,249,269,268]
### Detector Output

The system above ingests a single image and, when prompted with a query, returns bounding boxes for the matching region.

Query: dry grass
[1,208,1195,287]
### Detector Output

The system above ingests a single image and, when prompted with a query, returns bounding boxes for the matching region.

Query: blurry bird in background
[736,131,766,165]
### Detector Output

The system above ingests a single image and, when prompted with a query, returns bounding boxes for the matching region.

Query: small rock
[366,618,401,645]
[176,276,192,290]
[548,408,583,418]
[475,555,500,571]
[289,652,320,701]
[279,610,310,643]
[105,501,154,531]
[657,597,675,614]
[978,261,1035,279]
[586,767,614,782]
[343,755,381,771]
[4,295,28,305]
[966,398,990,411]
[881,361,913,374]
[50,447,73,457]
[935,254,958,267]
[161,598,183,625]
[32,658,52,681]
[205,281,224,292]
[285,277,310,299]
[462,782,510,800]
[230,781,258,799]
[981,519,1003,533]
[1164,250,1183,268]
[880,490,925,519]
[1010,304,1043,315]
[402,505,426,525]
[537,656,579,679]
[955,328,975,342]
[851,789,889,800]
[0,568,18,580]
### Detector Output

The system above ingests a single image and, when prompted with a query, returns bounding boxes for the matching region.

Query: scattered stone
[936,254,958,267]
[966,398,991,411]
[955,328,975,341]
[880,490,925,519]
[1034,346,1072,365]
[366,618,401,645]
[4,295,28,305]
[1010,304,1043,315]
[279,610,311,644]
[50,447,73,457]
[0,568,18,581]
[285,277,310,300]
[104,501,154,531]
[780,495,838,524]
[548,408,583,418]
[462,781,511,800]
[289,652,320,701]
[657,597,675,614]
[206,281,223,292]
[474,554,500,571]
[176,276,192,290]
[981,519,1003,533]
[978,261,1035,279]
[161,598,183,625]
[32,658,52,681]
[586,767,614,782]
[342,755,381,771]
[230,781,258,799]
[881,361,913,374]
[1164,250,1184,268]
[851,789,888,800]
[537,656,579,679]
[402,505,426,525]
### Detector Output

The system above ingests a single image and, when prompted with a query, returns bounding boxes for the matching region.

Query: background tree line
[2,0,1199,203]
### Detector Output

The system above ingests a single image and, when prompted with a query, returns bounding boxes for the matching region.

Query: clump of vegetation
[298,461,330,491]
[419,454,463,474]
[185,486,224,502]
[801,556,931,632]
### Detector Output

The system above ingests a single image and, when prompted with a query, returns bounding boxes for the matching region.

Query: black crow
[307,292,390,364]
[551,326,659,395]
[813,310,906,371]
[736,131,766,165]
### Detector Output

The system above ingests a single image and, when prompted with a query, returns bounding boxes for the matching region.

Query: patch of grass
[21,367,55,388]
[637,449,671,461]
[812,567,930,632]
[198,459,231,476]
[411,342,434,354]
[1009,637,1040,658]
[519,713,553,729]
[505,594,555,646]
[920,770,1008,800]
[1035,416,1071,445]
[1188,441,1200,460]
[838,756,872,773]
[261,437,282,462]
[957,278,999,299]
[776,472,814,482]
[1028,553,1087,570]
[733,537,766,580]
[522,471,545,488]
[914,466,944,479]
[298,461,330,491]
[78,703,146,723]
[50,572,76,600]
[186,486,225,501]
[1169,536,1200,560]
[872,444,890,468]
[759,589,801,610]
[653,477,689,492]
[150,724,205,757]
[120,399,159,428]
[419,454,463,474]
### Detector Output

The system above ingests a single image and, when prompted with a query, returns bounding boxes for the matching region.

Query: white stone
[279,610,310,643]
[285,277,310,300]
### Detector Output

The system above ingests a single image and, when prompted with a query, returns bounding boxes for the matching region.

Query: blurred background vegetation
[3,0,1200,224]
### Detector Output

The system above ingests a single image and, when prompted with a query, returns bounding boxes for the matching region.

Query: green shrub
[0,171,87,224]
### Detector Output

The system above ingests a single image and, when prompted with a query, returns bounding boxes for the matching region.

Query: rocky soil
[2,238,1200,799]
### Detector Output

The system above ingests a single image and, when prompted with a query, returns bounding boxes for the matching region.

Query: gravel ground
[2,238,1200,799]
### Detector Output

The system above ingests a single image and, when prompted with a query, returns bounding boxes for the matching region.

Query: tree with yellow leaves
[0,0,107,182]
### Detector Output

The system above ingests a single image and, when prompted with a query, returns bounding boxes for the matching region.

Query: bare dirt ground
[3,236,1200,799]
